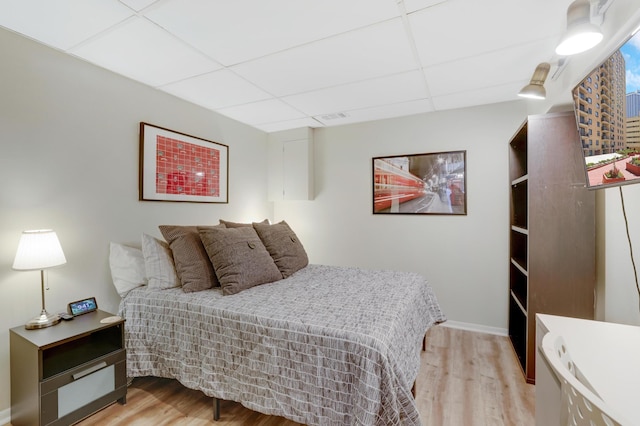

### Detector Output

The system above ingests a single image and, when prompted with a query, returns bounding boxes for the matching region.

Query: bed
[119,263,444,425]
[112,222,445,425]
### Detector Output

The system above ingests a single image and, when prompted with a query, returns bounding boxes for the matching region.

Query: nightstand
[10,310,127,426]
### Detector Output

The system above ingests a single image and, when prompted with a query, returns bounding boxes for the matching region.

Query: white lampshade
[12,229,67,271]
[518,84,546,100]
[555,0,603,56]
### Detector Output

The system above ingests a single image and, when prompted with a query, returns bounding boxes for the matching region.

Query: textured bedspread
[119,264,445,425]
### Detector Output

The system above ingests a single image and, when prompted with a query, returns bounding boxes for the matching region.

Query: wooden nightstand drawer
[41,349,126,425]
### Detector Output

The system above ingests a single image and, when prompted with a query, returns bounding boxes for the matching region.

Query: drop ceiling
[0,0,573,132]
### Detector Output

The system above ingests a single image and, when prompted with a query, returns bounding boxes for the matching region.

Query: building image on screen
[573,31,640,189]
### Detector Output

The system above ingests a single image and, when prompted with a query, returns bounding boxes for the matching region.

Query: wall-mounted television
[573,29,640,189]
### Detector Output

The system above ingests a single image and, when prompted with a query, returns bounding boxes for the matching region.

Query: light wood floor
[20,326,536,425]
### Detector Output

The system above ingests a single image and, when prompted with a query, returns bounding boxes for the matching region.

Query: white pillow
[142,233,179,290]
[109,242,147,297]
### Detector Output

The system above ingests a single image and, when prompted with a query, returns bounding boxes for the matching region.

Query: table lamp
[12,229,67,329]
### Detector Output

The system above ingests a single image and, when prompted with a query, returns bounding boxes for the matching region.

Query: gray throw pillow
[253,221,308,278]
[159,225,222,292]
[198,226,282,295]
[219,218,269,228]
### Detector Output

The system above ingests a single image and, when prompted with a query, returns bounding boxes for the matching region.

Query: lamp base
[25,310,61,330]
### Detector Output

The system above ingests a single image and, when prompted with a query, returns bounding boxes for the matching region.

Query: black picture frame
[139,122,229,203]
[372,150,467,215]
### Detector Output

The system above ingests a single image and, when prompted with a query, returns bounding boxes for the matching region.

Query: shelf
[508,295,527,373]
[511,179,528,229]
[511,257,528,276]
[510,230,527,272]
[43,325,123,379]
[510,255,527,274]
[510,290,527,315]
[511,225,528,235]
[510,261,528,309]
[509,121,528,181]
[511,174,528,186]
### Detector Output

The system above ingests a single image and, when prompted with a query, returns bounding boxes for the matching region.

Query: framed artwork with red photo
[139,122,228,203]
[372,150,466,215]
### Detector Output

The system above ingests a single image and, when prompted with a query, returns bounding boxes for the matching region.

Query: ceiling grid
[0,0,567,132]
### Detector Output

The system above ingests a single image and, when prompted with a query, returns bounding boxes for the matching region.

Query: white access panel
[267,127,314,201]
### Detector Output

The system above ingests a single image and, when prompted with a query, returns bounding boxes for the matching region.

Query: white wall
[0,28,270,419]
[273,101,528,333]
[602,186,640,325]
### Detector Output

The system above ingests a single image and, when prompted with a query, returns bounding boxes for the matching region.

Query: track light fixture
[556,0,603,56]
[518,63,551,100]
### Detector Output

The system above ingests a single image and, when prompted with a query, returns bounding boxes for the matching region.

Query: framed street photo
[372,150,466,215]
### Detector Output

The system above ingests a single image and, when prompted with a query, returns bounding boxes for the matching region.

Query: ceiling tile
[216,99,307,126]
[402,0,449,14]
[431,81,525,110]
[283,71,428,117]
[409,0,565,67]
[144,0,400,66]
[423,38,557,98]
[119,0,158,11]
[254,117,323,133]
[0,0,133,50]
[70,17,222,87]
[232,19,419,97]
[161,69,271,110]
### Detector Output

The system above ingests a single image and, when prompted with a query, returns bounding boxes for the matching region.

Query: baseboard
[439,320,508,336]
[0,407,10,425]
